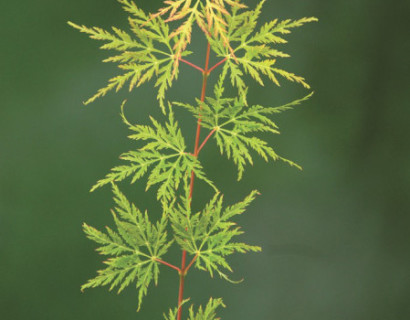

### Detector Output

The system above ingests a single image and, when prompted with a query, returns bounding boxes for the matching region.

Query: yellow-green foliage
[69,0,316,111]
[69,0,316,317]
[90,102,216,200]
[168,178,261,280]
[164,298,225,320]
[82,184,173,310]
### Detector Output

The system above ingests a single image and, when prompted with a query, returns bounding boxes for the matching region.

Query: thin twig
[197,129,216,155]
[155,258,181,273]
[208,57,228,74]
[184,254,198,274]
[179,58,205,73]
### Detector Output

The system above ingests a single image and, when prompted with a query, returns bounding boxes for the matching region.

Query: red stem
[155,258,181,273]
[197,129,216,155]
[176,42,211,320]
[188,43,211,198]
[179,58,205,73]
[184,254,198,274]
[208,57,228,74]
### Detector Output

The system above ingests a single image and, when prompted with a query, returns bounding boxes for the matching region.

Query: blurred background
[1,0,409,319]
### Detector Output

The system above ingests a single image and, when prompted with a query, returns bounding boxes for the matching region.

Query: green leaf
[68,2,179,110]
[91,102,216,200]
[175,93,313,180]
[206,1,317,94]
[188,297,226,320]
[164,297,225,320]
[169,180,261,280]
[82,184,173,310]
[163,299,191,320]
[225,60,248,102]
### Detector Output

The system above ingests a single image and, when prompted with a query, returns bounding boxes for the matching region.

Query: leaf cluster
[83,181,260,310]
[151,0,247,62]
[71,0,317,316]
[69,0,316,111]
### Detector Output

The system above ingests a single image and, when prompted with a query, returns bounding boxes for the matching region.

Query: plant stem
[208,57,228,74]
[197,129,216,155]
[179,58,205,73]
[184,254,198,274]
[155,258,181,273]
[176,42,211,320]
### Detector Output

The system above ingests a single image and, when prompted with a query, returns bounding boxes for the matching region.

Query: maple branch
[208,57,228,74]
[179,58,205,73]
[155,258,181,273]
[197,129,216,155]
[177,42,212,320]
[184,254,198,274]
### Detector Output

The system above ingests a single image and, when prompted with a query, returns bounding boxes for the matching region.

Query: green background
[1,0,409,319]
